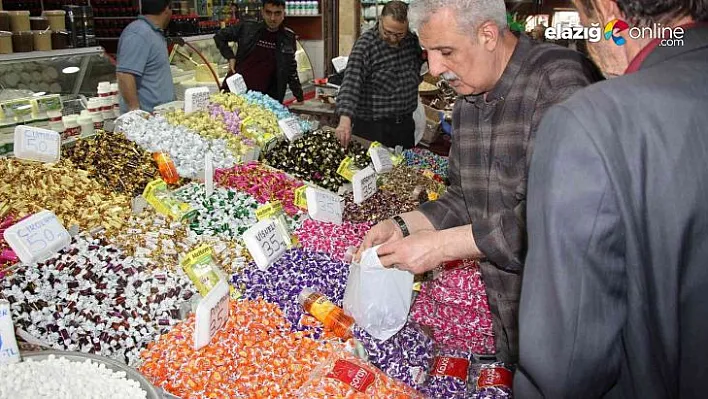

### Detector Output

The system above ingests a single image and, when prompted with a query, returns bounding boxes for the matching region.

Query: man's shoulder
[282,26,297,41]
[120,20,146,37]
[525,41,596,74]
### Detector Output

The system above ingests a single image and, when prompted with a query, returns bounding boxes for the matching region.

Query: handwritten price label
[370,147,393,173]
[278,117,303,141]
[13,126,61,163]
[306,187,343,224]
[3,210,71,264]
[243,218,289,271]
[226,73,248,95]
[352,166,377,204]
[194,279,230,350]
[184,87,211,113]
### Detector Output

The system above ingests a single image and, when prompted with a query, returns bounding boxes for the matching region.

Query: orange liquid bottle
[152,152,179,184]
[298,288,354,339]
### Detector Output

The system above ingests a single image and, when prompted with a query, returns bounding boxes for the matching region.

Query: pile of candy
[411,260,496,354]
[0,158,131,233]
[211,92,281,148]
[208,103,246,140]
[403,148,449,179]
[264,129,369,192]
[164,110,244,156]
[342,191,417,224]
[379,165,446,203]
[62,131,160,197]
[215,162,304,216]
[420,348,478,399]
[119,112,238,178]
[1,235,195,365]
[294,219,372,262]
[139,299,339,398]
[0,212,19,273]
[242,90,312,132]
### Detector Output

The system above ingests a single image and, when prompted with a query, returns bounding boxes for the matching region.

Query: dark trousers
[353,114,415,149]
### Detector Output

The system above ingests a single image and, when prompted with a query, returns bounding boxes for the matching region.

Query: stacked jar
[62,114,81,140]
[86,97,104,131]
[9,11,32,53]
[97,81,115,122]
[78,110,94,137]
[42,10,68,50]
[110,82,120,118]
[46,110,64,134]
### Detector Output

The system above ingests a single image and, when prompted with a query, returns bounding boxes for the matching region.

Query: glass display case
[168,34,315,101]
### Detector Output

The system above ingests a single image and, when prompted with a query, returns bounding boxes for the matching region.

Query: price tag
[184,87,210,113]
[3,210,71,264]
[370,147,394,173]
[243,218,289,271]
[331,56,349,73]
[242,145,261,162]
[194,279,230,350]
[255,201,284,221]
[13,125,61,163]
[226,73,248,95]
[337,156,358,182]
[278,117,303,141]
[204,152,214,197]
[352,166,377,204]
[294,186,308,210]
[305,187,343,224]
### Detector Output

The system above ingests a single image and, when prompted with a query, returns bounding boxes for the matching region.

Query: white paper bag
[343,246,414,341]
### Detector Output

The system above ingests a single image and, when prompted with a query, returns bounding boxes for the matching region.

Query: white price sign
[194,279,230,350]
[243,218,289,271]
[184,87,211,113]
[278,117,303,141]
[226,73,248,95]
[13,126,61,163]
[204,152,214,197]
[332,56,349,73]
[352,166,378,204]
[370,147,394,173]
[306,187,343,224]
[3,210,71,264]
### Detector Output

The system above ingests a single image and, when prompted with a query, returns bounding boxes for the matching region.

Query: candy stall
[0,89,513,398]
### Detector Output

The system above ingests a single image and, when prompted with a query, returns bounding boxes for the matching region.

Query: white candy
[0,355,147,399]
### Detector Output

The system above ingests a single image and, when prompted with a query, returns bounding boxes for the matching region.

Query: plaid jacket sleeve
[335,35,370,119]
[471,63,601,272]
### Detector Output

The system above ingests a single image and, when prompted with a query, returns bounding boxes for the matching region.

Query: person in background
[515,0,708,396]
[530,24,547,41]
[116,0,174,113]
[335,1,424,149]
[213,0,304,103]
[356,0,601,364]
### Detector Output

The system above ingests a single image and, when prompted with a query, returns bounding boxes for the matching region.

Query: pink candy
[294,219,373,261]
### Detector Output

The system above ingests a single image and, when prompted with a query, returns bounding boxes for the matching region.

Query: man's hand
[228,58,237,73]
[354,219,402,261]
[376,230,444,274]
[335,116,352,148]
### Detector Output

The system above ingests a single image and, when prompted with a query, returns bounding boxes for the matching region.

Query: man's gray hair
[408,0,508,34]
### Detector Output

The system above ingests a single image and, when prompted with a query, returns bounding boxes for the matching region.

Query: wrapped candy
[421,347,478,399]
[294,219,373,262]
[342,191,417,224]
[403,148,449,179]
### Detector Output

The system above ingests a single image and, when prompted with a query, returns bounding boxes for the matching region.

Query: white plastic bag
[413,96,425,145]
[343,246,415,341]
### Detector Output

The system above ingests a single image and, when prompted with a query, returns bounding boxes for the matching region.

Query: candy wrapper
[294,219,372,262]
[421,347,479,399]
[473,363,514,398]
[296,350,424,398]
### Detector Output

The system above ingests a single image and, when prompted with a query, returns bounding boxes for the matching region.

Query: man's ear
[477,20,501,52]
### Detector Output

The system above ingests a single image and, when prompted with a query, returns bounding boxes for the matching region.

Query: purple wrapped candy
[352,322,434,391]
[421,347,477,399]
[231,248,350,335]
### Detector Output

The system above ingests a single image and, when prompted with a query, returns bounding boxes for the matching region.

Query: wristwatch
[391,215,410,237]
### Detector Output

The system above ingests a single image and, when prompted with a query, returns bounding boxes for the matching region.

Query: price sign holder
[255,201,294,249]
[294,186,308,210]
[204,152,214,197]
[305,187,343,224]
[3,210,71,264]
[226,74,248,95]
[352,166,378,204]
[13,126,61,163]
[184,87,210,113]
[331,56,349,73]
[243,218,290,271]
[278,117,303,141]
[194,279,230,350]
[370,147,394,173]
[181,244,222,297]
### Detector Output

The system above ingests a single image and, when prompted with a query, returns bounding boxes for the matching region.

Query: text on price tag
[194,279,230,350]
[370,147,394,173]
[294,186,308,209]
[306,187,343,224]
[352,166,378,204]
[243,218,290,271]
[226,73,248,95]
[3,210,71,264]
[278,117,303,141]
[13,126,61,163]
[184,87,211,113]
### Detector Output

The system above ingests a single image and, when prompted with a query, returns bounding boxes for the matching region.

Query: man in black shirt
[214,0,303,103]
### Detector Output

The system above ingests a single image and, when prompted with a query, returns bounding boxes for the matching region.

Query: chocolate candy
[342,191,417,224]
[379,164,446,203]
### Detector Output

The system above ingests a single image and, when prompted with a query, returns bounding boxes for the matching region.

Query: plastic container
[86,97,103,130]
[11,31,33,52]
[298,288,354,339]
[50,30,69,49]
[110,83,120,117]
[32,30,51,51]
[42,10,66,31]
[8,11,30,32]
[0,31,11,54]
[46,110,63,133]
[0,11,10,32]
[152,152,179,184]
[78,110,93,137]
[100,96,114,121]
[62,114,80,139]
[29,17,49,31]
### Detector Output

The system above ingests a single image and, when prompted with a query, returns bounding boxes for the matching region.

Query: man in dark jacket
[213,0,304,103]
[515,0,708,397]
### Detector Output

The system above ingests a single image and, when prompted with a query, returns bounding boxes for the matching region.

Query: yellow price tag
[294,186,308,209]
[337,156,356,182]
[413,282,422,292]
[255,201,284,221]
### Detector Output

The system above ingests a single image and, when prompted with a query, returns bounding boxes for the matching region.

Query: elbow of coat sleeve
[472,211,524,273]
[418,197,464,231]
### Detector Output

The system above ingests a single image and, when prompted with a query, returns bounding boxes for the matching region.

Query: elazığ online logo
[545,19,685,47]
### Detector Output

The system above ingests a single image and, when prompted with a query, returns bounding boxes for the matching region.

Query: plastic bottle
[46,110,64,134]
[153,152,179,184]
[97,81,113,121]
[298,287,354,339]
[87,97,104,130]
[62,114,80,140]
[110,82,121,118]
[78,110,94,138]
